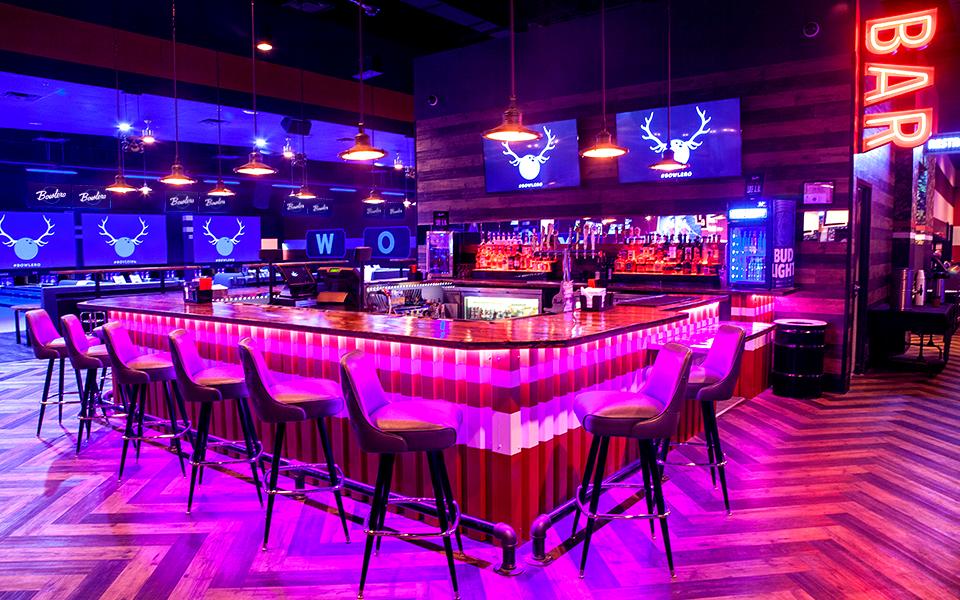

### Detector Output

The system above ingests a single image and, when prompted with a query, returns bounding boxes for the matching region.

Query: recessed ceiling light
[256,40,273,52]
[118,122,132,132]
[255,138,267,148]
[27,121,42,126]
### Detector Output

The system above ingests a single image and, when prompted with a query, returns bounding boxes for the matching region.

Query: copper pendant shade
[207,178,236,197]
[291,185,317,200]
[649,148,688,172]
[581,0,627,159]
[582,129,628,159]
[159,162,196,186]
[648,0,686,172]
[362,188,385,204]
[105,173,137,194]
[340,3,386,161]
[235,0,277,175]
[160,0,195,186]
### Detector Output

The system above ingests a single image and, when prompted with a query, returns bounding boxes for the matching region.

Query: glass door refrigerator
[727,198,795,289]
[425,230,455,278]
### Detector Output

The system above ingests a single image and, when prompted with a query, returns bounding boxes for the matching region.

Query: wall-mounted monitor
[483,118,581,193]
[0,211,76,270]
[81,213,168,266]
[193,216,262,264]
[617,98,741,183]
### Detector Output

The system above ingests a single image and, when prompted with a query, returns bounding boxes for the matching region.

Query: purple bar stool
[25,309,99,436]
[238,338,350,549]
[61,314,114,454]
[101,321,190,479]
[168,329,264,514]
[658,324,746,515]
[340,350,463,600]
[571,342,693,578]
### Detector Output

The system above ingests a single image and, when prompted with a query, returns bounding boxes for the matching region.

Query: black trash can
[772,318,827,398]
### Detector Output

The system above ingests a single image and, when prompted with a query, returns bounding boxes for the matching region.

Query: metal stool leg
[358,453,393,600]
[373,450,396,555]
[657,436,671,480]
[639,440,656,538]
[644,439,675,577]
[703,402,731,514]
[578,436,610,578]
[36,359,54,437]
[235,398,264,506]
[262,423,286,550]
[699,402,718,488]
[14,311,22,345]
[162,382,186,476]
[427,451,460,599]
[118,385,141,481]
[75,369,97,454]
[57,358,65,424]
[317,418,351,543]
[436,450,464,555]
[571,436,600,536]
[187,403,213,514]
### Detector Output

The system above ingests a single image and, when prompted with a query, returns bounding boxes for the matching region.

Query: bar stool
[571,343,693,578]
[25,309,98,436]
[659,324,745,515]
[340,350,463,600]
[168,329,264,514]
[100,321,189,479]
[238,338,350,549]
[61,314,115,454]
[13,303,40,345]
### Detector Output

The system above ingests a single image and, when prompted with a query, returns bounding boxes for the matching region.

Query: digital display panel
[0,212,76,269]
[617,98,741,183]
[306,229,347,259]
[193,216,261,263]
[81,213,168,266]
[363,226,412,259]
[483,119,581,193]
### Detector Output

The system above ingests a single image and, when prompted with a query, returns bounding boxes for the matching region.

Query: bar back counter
[79,291,772,547]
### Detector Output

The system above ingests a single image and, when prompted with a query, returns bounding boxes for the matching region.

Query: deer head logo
[203,218,245,257]
[639,106,712,165]
[0,215,55,261]
[98,216,149,258]
[501,126,558,181]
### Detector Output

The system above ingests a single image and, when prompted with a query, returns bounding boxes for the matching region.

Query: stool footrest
[659,457,727,468]
[190,439,263,467]
[575,483,670,521]
[363,496,460,540]
[267,463,345,497]
[122,417,192,442]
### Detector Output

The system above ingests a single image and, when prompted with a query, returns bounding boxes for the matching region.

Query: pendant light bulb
[649,148,688,172]
[105,173,137,194]
[207,178,236,197]
[582,129,628,158]
[483,0,541,142]
[291,185,317,200]
[160,162,196,185]
[235,149,277,175]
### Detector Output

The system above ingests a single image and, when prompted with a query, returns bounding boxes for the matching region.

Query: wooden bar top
[79,291,720,350]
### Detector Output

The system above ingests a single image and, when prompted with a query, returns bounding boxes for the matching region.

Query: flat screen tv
[617,98,741,183]
[483,118,580,193]
[193,215,261,264]
[81,213,168,266]
[0,211,76,269]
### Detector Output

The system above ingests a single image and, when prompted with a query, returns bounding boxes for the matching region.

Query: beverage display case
[447,286,543,320]
[426,230,455,278]
[727,198,795,289]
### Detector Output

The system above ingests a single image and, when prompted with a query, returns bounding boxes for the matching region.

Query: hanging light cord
[509,0,517,104]
[215,51,224,178]
[114,29,125,176]
[357,2,365,130]
[299,42,308,186]
[171,0,181,161]
[600,0,607,131]
[250,0,260,141]
[666,0,672,139]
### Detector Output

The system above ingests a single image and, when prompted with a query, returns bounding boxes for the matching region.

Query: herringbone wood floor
[0,354,957,599]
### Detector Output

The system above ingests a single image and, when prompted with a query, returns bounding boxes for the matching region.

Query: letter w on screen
[306,229,346,259]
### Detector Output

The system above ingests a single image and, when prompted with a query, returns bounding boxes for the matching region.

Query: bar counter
[79,291,746,541]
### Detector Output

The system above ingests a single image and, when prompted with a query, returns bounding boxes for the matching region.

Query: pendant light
[236,0,277,175]
[208,53,236,197]
[160,0,196,185]
[339,2,386,161]
[581,0,627,159]
[483,0,541,142]
[106,26,135,194]
[362,188,384,204]
[650,0,687,172]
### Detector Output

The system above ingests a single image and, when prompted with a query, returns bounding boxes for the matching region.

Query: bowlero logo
[306,228,346,259]
[860,8,938,151]
[363,226,411,259]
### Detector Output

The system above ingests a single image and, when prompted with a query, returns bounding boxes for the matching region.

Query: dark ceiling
[3,0,645,94]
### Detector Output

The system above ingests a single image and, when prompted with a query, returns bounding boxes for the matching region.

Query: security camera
[426,94,439,107]
[802,21,821,38]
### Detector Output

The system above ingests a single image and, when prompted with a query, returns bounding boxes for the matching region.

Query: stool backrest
[238,338,306,423]
[698,324,746,403]
[340,350,403,453]
[61,314,99,371]
[168,329,221,403]
[25,309,60,358]
[101,321,149,384]
[640,343,693,433]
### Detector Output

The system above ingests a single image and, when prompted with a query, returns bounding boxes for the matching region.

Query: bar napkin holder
[579,287,613,312]
[183,277,214,304]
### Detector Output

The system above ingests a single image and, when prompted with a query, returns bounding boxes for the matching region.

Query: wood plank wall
[854,144,895,307]
[416,54,856,389]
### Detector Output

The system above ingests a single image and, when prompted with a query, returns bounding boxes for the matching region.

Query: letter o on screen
[377,231,396,255]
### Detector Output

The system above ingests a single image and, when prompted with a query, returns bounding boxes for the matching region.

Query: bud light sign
[306,229,346,259]
[363,226,411,259]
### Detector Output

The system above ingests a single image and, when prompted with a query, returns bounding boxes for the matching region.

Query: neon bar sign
[926,132,960,154]
[861,8,937,152]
